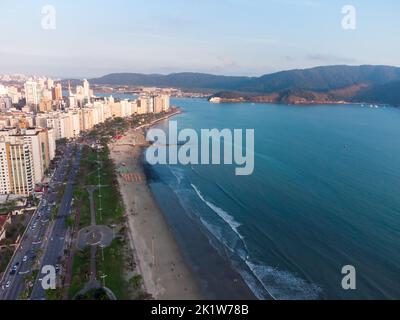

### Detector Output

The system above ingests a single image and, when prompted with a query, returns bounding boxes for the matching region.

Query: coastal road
[30,145,82,300]
[0,144,79,300]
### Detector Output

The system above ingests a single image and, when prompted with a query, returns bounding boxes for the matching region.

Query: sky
[0,0,399,78]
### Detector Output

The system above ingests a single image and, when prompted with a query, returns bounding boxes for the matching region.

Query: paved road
[30,145,82,300]
[0,143,81,300]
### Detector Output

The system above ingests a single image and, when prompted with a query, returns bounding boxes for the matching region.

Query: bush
[129,274,143,290]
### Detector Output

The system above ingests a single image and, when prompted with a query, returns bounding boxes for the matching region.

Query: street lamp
[100,273,108,288]
[100,244,105,262]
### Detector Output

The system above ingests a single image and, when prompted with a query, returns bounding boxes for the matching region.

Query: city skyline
[0,77,172,197]
[1,0,400,78]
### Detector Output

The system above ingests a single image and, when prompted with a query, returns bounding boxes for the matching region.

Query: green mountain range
[88,65,400,105]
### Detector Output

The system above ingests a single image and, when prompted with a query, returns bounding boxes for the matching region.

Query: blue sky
[0,0,399,78]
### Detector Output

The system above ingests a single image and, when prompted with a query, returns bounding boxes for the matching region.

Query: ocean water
[146,98,400,300]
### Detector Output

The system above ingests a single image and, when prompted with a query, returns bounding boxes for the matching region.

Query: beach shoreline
[109,118,203,299]
[109,109,258,300]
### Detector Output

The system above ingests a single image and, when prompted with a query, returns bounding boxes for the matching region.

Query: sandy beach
[109,127,202,300]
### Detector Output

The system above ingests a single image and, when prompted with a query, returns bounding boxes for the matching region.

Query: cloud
[306,53,358,64]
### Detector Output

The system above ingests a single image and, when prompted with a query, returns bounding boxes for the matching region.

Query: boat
[209,97,222,103]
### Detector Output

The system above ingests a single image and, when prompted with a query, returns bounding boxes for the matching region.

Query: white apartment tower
[0,137,35,195]
[0,141,12,194]
[83,79,90,101]
[25,81,42,106]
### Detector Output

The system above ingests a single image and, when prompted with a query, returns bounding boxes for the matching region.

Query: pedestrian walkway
[74,185,115,300]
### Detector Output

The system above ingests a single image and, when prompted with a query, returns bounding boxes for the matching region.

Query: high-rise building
[42,89,53,101]
[39,97,53,113]
[38,78,46,90]
[0,137,35,195]
[47,78,54,90]
[0,141,12,194]
[53,83,63,101]
[0,85,7,95]
[47,128,56,160]
[67,82,76,108]
[152,95,170,113]
[0,96,13,111]
[137,96,153,114]
[137,95,169,114]
[162,95,170,112]
[83,79,90,101]
[7,86,22,104]
[21,129,46,185]
[81,108,95,131]
[25,81,42,106]
[0,128,53,195]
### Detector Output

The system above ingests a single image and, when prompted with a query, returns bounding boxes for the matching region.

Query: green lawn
[69,144,132,300]
[68,248,90,299]
[96,238,130,300]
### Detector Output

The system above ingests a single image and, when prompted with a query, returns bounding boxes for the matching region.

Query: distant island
[65,65,400,106]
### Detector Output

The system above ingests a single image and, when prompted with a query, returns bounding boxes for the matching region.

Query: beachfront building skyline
[137,94,170,115]
[0,77,171,196]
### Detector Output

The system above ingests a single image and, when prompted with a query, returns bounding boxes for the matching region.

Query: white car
[5,281,10,288]
[23,256,28,262]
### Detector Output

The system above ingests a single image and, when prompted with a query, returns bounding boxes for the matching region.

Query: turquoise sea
[145,98,400,300]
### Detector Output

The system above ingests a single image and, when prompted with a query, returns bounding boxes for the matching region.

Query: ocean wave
[169,166,186,186]
[190,166,248,210]
[191,183,243,240]
[190,182,323,300]
[245,261,323,300]
[150,176,320,300]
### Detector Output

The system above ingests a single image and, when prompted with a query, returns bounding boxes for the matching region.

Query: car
[23,255,28,262]
[5,281,10,288]
[9,265,17,275]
